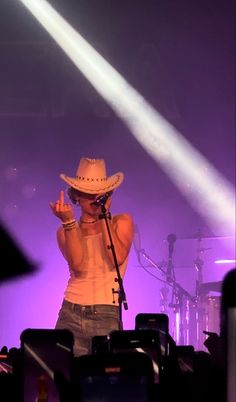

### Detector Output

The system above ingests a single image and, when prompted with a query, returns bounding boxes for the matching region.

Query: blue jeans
[55,299,121,356]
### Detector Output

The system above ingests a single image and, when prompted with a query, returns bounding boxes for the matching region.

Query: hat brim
[60,172,124,194]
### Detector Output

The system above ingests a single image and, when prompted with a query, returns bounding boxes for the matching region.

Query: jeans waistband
[63,299,119,314]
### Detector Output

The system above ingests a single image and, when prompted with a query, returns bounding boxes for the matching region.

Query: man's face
[74,192,98,212]
[70,188,113,213]
[75,192,98,202]
[77,192,113,213]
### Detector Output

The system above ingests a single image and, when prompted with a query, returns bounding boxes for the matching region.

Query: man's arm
[101,213,134,267]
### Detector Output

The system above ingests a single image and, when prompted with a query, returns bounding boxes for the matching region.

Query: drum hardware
[164,233,195,346]
[197,247,212,252]
[135,234,195,346]
[133,226,224,350]
[198,281,222,295]
[190,234,222,350]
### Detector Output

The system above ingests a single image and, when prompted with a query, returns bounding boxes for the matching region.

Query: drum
[204,295,221,333]
[167,294,221,350]
[197,295,221,350]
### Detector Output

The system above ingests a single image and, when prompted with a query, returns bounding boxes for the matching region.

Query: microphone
[167,233,177,257]
[91,192,110,207]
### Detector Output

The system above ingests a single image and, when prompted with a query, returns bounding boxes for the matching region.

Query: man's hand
[50,190,75,223]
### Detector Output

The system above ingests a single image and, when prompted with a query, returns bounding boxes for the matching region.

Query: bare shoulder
[112,214,134,235]
[112,213,133,224]
[112,214,134,251]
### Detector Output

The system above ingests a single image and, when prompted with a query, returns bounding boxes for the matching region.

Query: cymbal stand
[166,274,195,346]
[194,237,205,349]
[194,238,204,297]
[166,234,195,345]
[139,249,173,317]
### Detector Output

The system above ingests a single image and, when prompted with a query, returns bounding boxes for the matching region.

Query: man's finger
[59,190,64,204]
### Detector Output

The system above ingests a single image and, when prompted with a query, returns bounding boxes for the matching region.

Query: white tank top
[64,232,128,305]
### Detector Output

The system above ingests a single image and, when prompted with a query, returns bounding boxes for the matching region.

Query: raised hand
[50,190,75,223]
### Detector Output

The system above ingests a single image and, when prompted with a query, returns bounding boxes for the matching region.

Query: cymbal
[199,281,222,294]
[182,234,233,240]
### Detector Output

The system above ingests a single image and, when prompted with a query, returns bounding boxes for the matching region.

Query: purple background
[0,0,235,349]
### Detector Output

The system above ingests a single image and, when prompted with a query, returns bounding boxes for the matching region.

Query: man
[50,157,134,356]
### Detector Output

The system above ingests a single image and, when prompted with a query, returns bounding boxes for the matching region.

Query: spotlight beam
[19,0,235,234]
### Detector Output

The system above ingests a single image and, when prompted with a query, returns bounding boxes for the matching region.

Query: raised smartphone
[20,328,74,402]
[72,351,154,402]
[135,313,169,361]
[108,329,161,384]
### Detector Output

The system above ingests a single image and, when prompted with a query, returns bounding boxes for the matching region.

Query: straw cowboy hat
[60,157,124,194]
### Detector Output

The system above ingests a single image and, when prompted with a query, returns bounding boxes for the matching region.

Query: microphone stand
[99,202,128,329]
[138,244,194,345]
[139,249,170,314]
[138,247,194,302]
[139,249,167,276]
[166,234,176,283]
[194,235,205,350]
[166,234,194,345]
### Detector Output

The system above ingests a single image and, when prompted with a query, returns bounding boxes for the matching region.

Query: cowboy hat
[60,158,124,194]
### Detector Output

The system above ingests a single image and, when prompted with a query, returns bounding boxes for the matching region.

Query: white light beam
[19,0,235,235]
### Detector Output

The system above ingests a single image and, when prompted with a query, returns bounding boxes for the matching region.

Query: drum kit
[134,226,234,350]
[160,231,233,350]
